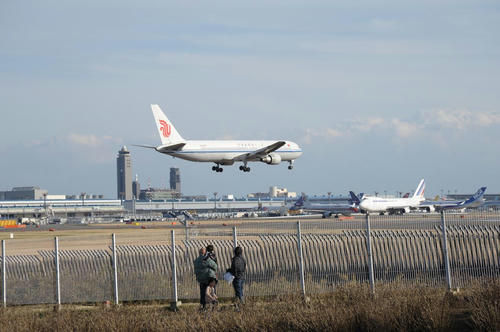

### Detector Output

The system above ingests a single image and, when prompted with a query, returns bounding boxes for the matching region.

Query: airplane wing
[233,141,286,161]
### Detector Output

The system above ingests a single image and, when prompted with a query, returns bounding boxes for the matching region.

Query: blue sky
[1,1,499,198]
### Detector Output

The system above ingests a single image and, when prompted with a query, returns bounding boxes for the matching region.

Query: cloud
[68,134,101,147]
[303,108,500,143]
[67,134,122,147]
[325,128,342,138]
[391,118,418,138]
[349,117,385,132]
[422,109,500,130]
[303,127,342,144]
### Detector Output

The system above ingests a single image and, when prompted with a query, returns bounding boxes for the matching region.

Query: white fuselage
[359,197,424,213]
[160,140,302,164]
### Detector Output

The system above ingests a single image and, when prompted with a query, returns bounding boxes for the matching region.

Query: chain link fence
[0,211,499,306]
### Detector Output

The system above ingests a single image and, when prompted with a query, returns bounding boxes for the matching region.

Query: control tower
[117,146,133,200]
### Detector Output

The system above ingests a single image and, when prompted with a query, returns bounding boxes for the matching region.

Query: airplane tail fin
[151,104,185,145]
[349,191,360,205]
[412,179,425,199]
[292,196,305,209]
[461,187,487,206]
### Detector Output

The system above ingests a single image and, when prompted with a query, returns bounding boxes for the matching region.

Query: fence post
[112,233,119,305]
[365,214,375,294]
[296,222,306,298]
[2,240,6,308]
[185,222,189,243]
[54,237,61,310]
[233,226,238,249]
[170,230,179,310]
[440,211,452,290]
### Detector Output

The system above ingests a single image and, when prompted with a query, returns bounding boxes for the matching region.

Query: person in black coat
[228,246,246,303]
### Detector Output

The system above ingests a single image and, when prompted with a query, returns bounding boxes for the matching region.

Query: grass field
[0,281,498,332]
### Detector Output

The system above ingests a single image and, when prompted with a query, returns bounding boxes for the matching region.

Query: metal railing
[0,211,499,306]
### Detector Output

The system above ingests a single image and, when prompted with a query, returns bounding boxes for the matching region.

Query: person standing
[194,247,216,310]
[229,246,246,304]
[204,244,218,286]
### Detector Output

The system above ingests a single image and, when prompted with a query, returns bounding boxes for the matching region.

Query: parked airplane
[419,187,487,212]
[292,196,358,218]
[357,179,426,215]
[135,105,303,172]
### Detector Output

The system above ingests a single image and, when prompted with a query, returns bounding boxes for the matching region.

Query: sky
[1,1,499,198]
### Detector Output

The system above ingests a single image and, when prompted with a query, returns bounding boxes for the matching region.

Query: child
[204,244,217,264]
[205,277,218,309]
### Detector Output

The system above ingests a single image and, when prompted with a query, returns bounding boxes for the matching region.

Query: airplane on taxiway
[135,105,303,173]
[419,187,487,212]
[291,195,359,218]
[355,179,426,215]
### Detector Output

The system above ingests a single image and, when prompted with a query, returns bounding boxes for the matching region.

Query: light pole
[213,192,218,212]
[80,192,86,206]
[327,192,331,204]
[43,192,48,222]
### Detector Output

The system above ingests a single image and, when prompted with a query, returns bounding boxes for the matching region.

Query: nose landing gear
[288,160,294,170]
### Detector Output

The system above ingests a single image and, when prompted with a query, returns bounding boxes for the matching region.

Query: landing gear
[212,165,223,172]
[239,165,250,172]
[288,160,294,170]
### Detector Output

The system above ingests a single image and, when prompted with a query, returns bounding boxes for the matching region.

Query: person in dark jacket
[228,246,246,303]
[194,247,217,309]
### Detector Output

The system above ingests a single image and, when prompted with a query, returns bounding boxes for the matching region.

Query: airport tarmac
[0,212,498,254]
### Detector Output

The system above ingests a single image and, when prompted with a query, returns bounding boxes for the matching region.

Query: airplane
[291,195,359,218]
[135,105,303,172]
[419,187,487,212]
[357,179,426,215]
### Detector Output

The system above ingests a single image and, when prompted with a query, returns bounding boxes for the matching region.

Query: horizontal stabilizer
[131,144,157,149]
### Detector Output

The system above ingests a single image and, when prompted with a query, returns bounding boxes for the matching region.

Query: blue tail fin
[292,196,305,209]
[349,191,360,205]
[460,187,487,206]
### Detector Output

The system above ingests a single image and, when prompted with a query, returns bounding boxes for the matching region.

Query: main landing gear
[288,160,294,170]
[212,165,223,172]
[239,165,250,172]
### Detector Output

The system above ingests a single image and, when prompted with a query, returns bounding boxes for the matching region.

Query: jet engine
[261,154,282,165]
[423,205,436,213]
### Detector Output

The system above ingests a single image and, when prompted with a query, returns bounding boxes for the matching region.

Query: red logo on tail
[159,120,171,138]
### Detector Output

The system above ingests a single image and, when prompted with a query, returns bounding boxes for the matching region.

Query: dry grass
[0,281,499,332]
